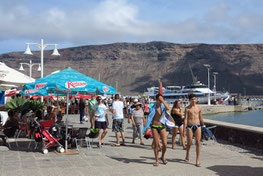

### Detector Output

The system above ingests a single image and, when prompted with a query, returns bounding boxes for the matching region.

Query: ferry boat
[144,81,230,104]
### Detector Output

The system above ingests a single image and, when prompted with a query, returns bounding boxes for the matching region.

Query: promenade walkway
[1,113,263,176]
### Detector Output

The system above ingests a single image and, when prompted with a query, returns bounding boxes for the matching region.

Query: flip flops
[153,162,159,167]
[195,163,201,167]
[161,158,168,165]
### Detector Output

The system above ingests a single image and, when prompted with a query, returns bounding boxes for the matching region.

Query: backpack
[33,129,43,142]
[201,127,213,141]
[87,128,100,138]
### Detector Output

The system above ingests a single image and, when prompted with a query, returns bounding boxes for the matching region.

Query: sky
[0,0,263,54]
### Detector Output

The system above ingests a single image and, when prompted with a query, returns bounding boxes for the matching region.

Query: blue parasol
[21,68,116,152]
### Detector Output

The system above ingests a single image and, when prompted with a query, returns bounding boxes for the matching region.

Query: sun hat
[134,102,142,106]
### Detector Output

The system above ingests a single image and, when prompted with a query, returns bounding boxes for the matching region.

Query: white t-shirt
[93,104,107,122]
[112,100,124,119]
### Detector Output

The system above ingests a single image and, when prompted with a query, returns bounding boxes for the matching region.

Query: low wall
[168,105,249,115]
[201,105,248,115]
[204,119,263,150]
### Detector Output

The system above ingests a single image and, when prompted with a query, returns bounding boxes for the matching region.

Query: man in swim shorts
[151,94,170,166]
[183,93,205,167]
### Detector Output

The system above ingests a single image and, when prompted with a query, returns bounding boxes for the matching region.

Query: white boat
[144,81,230,104]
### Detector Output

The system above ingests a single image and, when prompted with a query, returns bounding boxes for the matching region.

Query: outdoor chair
[72,128,88,150]
[15,122,30,147]
[0,127,19,149]
[85,128,100,149]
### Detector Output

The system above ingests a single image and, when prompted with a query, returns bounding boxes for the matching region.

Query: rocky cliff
[1,41,263,95]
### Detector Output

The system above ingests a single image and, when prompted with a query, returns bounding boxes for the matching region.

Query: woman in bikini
[171,100,186,149]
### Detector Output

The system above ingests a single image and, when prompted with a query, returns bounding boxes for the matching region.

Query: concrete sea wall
[205,119,263,150]
[201,105,249,115]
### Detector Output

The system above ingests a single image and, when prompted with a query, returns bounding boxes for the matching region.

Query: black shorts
[95,121,107,129]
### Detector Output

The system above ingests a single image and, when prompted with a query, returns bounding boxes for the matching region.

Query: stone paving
[0,113,263,176]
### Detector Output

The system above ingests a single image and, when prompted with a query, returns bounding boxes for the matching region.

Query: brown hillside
[1,41,263,95]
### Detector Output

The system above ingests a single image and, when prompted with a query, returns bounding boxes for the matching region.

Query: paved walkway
[1,113,263,176]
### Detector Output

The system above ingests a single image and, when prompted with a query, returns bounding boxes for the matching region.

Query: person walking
[93,96,109,147]
[183,94,205,167]
[79,98,86,124]
[151,94,169,167]
[171,100,186,150]
[111,94,125,146]
[131,102,145,145]
[87,95,97,128]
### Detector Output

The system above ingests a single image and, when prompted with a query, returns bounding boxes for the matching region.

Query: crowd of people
[0,93,206,167]
[70,93,205,167]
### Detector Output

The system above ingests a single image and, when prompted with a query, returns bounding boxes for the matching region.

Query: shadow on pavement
[106,155,153,165]
[207,165,263,176]
[140,156,188,165]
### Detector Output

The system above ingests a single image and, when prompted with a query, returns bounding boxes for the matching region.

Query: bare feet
[185,156,189,163]
[172,145,175,150]
[153,162,159,167]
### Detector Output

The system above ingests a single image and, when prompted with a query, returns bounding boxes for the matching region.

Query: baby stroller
[31,118,65,154]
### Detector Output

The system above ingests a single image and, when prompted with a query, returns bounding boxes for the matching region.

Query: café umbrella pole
[65,92,69,152]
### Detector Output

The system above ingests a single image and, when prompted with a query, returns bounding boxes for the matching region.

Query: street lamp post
[213,72,218,102]
[19,60,41,78]
[24,39,60,101]
[213,72,218,92]
[115,80,118,93]
[204,64,212,105]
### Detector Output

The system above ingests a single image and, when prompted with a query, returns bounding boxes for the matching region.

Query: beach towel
[143,103,175,132]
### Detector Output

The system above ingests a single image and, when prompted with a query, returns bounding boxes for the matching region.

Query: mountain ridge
[1,41,263,95]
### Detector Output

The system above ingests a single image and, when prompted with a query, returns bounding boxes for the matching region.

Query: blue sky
[0,0,263,54]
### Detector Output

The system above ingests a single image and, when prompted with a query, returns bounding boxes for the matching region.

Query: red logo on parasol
[25,89,38,94]
[103,86,109,92]
[66,81,87,89]
[35,83,47,89]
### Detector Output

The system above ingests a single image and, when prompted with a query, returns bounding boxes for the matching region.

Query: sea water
[203,110,263,128]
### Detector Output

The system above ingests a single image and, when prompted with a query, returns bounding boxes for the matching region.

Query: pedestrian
[87,95,98,128]
[92,96,109,147]
[183,93,205,167]
[151,94,169,167]
[79,98,86,124]
[127,99,135,124]
[131,102,145,145]
[111,94,125,146]
[171,100,186,150]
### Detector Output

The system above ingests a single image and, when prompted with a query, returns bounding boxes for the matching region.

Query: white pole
[40,39,44,102]
[65,92,69,152]
[208,68,211,106]
[29,60,32,78]
[116,81,118,93]
[40,39,44,78]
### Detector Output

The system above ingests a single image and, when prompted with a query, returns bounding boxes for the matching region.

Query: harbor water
[203,110,263,128]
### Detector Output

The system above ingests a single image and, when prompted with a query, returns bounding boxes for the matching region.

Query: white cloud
[0,0,263,53]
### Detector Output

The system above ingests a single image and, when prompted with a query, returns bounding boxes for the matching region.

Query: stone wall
[201,105,248,115]
[205,119,263,150]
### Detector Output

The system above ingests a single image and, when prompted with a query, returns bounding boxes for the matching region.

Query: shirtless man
[183,94,205,167]
[151,94,169,167]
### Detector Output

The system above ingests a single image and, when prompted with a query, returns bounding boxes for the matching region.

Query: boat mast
[188,64,198,84]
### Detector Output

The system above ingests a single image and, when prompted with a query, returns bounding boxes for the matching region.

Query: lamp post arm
[20,63,30,66]
[27,43,41,48]
[44,44,57,47]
